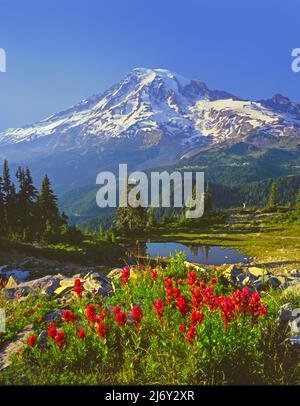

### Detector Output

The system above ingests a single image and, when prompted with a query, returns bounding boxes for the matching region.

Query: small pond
[0,266,30,281]
[142,242,250,266]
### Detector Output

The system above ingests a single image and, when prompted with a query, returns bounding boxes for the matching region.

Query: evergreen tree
[114,184,148,232]
[37,175,62,235]
[6,183,17,235]
[268,181,278,210]
[204,182,213,215]
[295,188,300,212]
[115,205,147,232]
[99,223,104,239]
[147,208,156,228]
[16,166,39,238]
[0,176,5,235]
[2,159,11,202]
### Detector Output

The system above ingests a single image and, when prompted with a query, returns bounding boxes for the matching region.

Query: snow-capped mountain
[0,67,300,190]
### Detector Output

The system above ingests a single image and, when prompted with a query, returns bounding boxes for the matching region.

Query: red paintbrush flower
[86,304,97,323]
[27,334,37,347]
[115,311,127,327]
[179,323,186,333]
[176,295,188,317]
[121,267,130,285]
[73,278,84,299]
[151,269,158,280]
[97,322,106,339]
[54,331,65,350]
[77,329,87,339]
[187,272,198,286]
[187,326,197,343]
[113,306,121,314]
[132,305,143,323]
[62,310,76,324]
[190,308,204,327]
[153,299,165,319]
[48,326,58,340]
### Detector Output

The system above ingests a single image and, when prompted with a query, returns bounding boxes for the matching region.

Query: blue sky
[0,0,299,130]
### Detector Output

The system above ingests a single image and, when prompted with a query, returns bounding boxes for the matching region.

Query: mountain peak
[259,93,300,117]
[1,67,300,171]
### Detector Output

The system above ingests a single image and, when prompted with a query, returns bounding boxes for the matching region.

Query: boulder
[241,274,257,286]
[184,261,208,273]
[280,336,300,347]
[19,274,64,291]
[54,285,73,297]
[5,276,18,289]
[247,267,269,278]
[276,303,294,329]
[38,330,48,348]
[59,278,78,288]
[41,277,63,299]
[107,268,123,279]
[45,310,64,323]
[221,265,242,284]
[83,279,103,294]
[0,324,34,370]
[264,276,281,289]
[282,284,300,300]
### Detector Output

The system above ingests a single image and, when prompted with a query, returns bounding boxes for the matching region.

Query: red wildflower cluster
[132,305,143,324]
[186,326,196,343]
[151,269,158,280]
[230,289,267,319]
[153,299,165,320]
[62,310,76,324]
[121,267,130,285]
[113,306,121,314]
[97,322,106,339]
[164,277,181,302]
[73,278,84,299]
[86,304,97,323]
[186,272,198,287]
[202,286,219,310]
[219,295,235,331]
[179,323,186,332]
[86,304,105,324]
[77,329,87,339]
[176,295,188,317]
[190,308,204,327]
[27,334,37,347]
[115,310,127,327]
[47,323,65,350]
[54,331,65,350]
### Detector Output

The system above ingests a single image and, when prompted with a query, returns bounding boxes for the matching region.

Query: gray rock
[264,276,281,289]
[280,336,300,346]
[41,277,62,299]
[252,279,263,291]
[45,310,64,323]
[107,268,123,279]
[5,276,18,289]
[282,284,300,300]
[38,330,48,348]
[276,303,294,329]
[0,324,34,370]
[247,267,269,278]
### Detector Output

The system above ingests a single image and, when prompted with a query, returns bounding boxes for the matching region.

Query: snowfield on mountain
[1,67,300,191]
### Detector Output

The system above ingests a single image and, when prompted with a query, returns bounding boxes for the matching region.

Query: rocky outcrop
[0,324,34,371]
